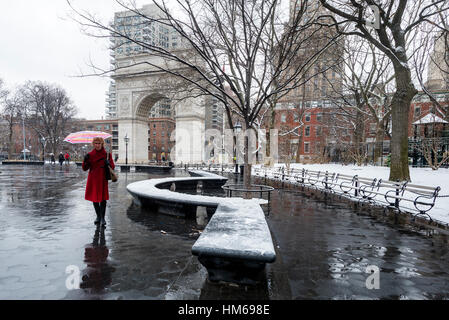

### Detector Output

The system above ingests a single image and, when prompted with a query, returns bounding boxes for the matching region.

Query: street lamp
[234,122,242,173]
[41,137,47,161]
[124,133,130,165]
[22,114,26,160]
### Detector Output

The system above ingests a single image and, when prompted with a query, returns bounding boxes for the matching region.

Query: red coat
[82,148,115,203]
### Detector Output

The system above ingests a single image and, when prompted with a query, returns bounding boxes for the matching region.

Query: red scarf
[88,147,107,164]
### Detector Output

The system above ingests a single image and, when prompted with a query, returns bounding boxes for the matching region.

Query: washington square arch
[113,54,207,165]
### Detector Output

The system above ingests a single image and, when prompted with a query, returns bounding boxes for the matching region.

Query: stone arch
[135,93,165,119]
[115,57,206,164]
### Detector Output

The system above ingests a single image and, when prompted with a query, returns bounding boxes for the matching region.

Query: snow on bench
[192,199,276,285]
[126,170,275,284]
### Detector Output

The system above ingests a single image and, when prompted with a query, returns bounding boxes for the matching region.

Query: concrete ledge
[192,201,276,284]
[119,164,172,173]
[126,170,274,284]
[2,161,44,165]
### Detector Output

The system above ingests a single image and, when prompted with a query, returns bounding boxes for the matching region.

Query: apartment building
[106,4,180,120]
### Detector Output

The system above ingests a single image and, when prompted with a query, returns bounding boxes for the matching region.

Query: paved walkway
[0,165,448,300]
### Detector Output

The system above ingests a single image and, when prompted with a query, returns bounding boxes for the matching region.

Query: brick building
[148,117,175,162]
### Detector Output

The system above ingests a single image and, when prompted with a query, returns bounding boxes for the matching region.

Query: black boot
[100,201,107,227]
[93,203,101,225]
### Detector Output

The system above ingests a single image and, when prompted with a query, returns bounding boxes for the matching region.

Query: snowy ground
[260,163,449,226]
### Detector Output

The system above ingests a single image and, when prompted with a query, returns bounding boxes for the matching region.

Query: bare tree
[20,81,78,156]
[69,0,340,191]
[0,78,8,101]
[323,37,394,165]
[1,85,22,159]
[317,0,449,181]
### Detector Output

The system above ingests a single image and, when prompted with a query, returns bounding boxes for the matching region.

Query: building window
[315,126,321,136]
[304,142,310,153]
[414,106,421,119]
[305,113,311,122]
[316,113,322,122]
[281,113,287,123]
[369,123,377,134]
[153,131,156,136]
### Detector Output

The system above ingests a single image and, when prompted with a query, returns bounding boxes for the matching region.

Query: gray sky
[0,0,145,120]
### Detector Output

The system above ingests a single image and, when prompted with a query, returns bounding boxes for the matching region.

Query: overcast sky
[0,0,146,120]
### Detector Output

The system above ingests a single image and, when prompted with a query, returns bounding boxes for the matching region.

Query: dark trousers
[93,201,107,216]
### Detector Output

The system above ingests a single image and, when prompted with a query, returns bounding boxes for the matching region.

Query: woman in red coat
[82,137,115,227]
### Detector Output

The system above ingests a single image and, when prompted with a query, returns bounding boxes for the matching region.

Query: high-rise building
[105,81,117,119]
[427,31,449,91]
[106,4,180,120]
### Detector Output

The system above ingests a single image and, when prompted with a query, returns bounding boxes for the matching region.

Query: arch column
[118,117,149,164]
[173,97,206,164]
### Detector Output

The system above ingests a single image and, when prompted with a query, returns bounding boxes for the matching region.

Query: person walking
[82,137,115,227]
[64,152,70,164]
[58,152,64,166]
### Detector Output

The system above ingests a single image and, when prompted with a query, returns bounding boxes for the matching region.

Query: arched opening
[135,93,176,163]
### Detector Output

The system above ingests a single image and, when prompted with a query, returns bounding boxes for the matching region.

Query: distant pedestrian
[58,152,64,166]
[82,137,115,227]
[64,152,70,164]
[51,154,55,165]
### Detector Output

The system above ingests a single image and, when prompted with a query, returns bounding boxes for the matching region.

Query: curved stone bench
[127,175,230,217]
[126,171,276,285]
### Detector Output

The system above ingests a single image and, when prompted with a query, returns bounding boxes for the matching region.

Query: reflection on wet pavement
[0,165,448,300]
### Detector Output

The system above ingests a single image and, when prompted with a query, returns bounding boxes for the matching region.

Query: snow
[254,163,449,226]
[412,113,448,125]
[192,201,276,261]
[127,176,267,207]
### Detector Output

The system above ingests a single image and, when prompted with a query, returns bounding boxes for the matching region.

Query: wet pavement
[0,164,448,300]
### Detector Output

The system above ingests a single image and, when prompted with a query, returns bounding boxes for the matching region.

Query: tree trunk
[374,125,384,165]
[243,133,252,199]
[389,67,417,182]
[295,133,303,163]
[266,100,276,165]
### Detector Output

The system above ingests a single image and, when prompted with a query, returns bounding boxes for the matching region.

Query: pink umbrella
[64,131,112,144]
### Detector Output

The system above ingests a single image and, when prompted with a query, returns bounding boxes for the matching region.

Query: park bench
[305,170,323,187]
[258,167,442,219]
[338,174,377,198]
[320,171,340,191]
[358,179,441,217]
[191,200,276,285]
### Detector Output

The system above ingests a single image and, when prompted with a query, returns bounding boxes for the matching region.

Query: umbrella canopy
[412,113,449,125]
[64,131,112,144]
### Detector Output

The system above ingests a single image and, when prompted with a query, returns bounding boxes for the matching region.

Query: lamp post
[41,137,46,161]
[124,133,129,165]
[22,114,26,160]
[234,122,242,173]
